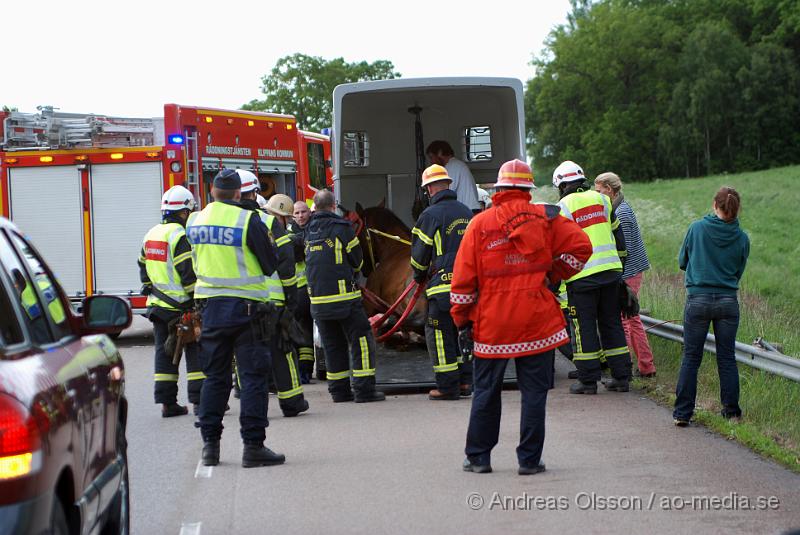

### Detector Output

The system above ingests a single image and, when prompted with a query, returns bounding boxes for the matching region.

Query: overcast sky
[4,0,571,118]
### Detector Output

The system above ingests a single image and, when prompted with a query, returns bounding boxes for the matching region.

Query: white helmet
[256,194,268,209]
[161,185,196,212]
[236,169,260,193]
[552,160,586,188]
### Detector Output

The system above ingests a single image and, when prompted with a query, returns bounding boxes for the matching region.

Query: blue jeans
[674,294,741,420]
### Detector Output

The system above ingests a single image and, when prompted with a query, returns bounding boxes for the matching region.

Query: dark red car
[0,217,132,534]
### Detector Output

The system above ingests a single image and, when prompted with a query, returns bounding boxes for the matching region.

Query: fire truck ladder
[184,130,200,189]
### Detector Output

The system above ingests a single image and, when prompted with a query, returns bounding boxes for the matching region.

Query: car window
[0,232,51,345]
[0,274,25,348]
[8,232,71,342]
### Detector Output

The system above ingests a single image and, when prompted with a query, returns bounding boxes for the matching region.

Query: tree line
[526,0,800,180]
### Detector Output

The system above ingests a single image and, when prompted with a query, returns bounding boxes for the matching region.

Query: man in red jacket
[451,160,592,475]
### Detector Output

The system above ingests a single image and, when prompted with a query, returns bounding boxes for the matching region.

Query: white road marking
[194,460,213,479]
[179,522,202,535]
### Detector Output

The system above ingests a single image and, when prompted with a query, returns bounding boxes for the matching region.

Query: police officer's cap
[213,168,242,190]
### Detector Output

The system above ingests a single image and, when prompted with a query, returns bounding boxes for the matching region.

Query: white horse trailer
[332,77,526,226]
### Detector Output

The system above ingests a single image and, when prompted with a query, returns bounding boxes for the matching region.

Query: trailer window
[342,132,369,167]
[463,126,493,162]
[307,142,327,190]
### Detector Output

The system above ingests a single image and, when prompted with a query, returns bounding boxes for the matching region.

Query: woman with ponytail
[673,187,750,426]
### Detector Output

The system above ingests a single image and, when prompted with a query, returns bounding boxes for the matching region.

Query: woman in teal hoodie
[673,186,750,426]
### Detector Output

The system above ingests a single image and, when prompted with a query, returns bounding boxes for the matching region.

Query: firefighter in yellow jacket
[138,185,204,417]
[553,161,632,394]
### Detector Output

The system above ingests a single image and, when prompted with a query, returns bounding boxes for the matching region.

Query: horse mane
[363,206,411,235]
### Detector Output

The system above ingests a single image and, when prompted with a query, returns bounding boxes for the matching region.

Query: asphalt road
[118,316,800,535]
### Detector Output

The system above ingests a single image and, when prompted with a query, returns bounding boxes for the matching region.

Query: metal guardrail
[640,315,800,383]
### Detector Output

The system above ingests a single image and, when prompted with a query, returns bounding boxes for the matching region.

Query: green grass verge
[532,165,800,471]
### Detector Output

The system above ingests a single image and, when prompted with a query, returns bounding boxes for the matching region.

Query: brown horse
[343,201,427,336]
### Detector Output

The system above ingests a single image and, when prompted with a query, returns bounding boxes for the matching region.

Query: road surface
[118,317,800,534]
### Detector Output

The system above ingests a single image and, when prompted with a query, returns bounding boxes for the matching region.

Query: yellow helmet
[266,194,294,217]
[421,164,452,188]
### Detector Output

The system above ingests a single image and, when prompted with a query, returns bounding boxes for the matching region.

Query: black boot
[604,378,629,392]
[282,398,310,417]
[354,390,386,403]
[162,403,188,418]
[518,461,546,476]
[331,392,354,403]
[202,441,220,466]
[569,381,597,395]
[567,369,579,380]
[242,444,286,468]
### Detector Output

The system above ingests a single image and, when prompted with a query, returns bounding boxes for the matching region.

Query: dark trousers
[567,282,632,382]
[425,298,472,394]
[674,294,741,420]
[198,320,272,444]
[152,315,203,405]
[271,336,305,412]
[465,351,554,467]
[557,307,574,360]
[295,288,315,375]
[315,302,377,397]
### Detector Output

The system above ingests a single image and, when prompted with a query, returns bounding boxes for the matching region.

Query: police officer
[287,200,317,382]
[553,160,632,394]
[138,186,203,418]
[410,164,474,400]
[305,189,385,403]
[187,168,284,468]
[237,171,309,418]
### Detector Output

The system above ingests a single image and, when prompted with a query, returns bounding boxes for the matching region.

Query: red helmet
[494,159,534,189]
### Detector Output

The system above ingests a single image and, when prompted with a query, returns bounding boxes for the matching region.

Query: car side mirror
[81,295,132,335]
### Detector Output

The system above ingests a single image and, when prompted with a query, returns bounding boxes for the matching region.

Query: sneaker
[282,399,310,418]
[673,418,690,427]
[462,457,492,474]
[242,444,285,468]
[428,389,460,401]
[604,378,630,392]
[354,391,386,403]
[569,381,597,395]
[201,441,220,466]
[518,461,546,476]
[162,403,189,418]
[567,369,579,380]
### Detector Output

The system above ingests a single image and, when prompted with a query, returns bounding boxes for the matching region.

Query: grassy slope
[533,166,800,471]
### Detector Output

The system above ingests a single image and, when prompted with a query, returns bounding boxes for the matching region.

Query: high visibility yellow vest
[142,222,194,310]
[186,202,271,302]
[21,275,66,324]
[258,213,287,304]
[295,261,307,288]
[558,190,622,282]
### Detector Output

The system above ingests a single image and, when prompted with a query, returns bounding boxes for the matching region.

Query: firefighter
[451,159,592,475]
[410,164,474,400]
[187,168,284,468]
[553,160,633,394]
[284,200,314,383]
[305,189,385,403]
[237,171,309,418]
[138,185,203,418]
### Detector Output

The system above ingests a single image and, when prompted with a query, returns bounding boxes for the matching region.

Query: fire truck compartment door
[90,162,163,295]
[8,165,86,297]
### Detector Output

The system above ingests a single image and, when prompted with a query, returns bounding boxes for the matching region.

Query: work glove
[619,280,640,319]
[458,325,474,362]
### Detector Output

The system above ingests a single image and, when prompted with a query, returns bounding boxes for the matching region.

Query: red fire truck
[0,104,332,315]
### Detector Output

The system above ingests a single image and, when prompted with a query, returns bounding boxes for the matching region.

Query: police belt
[142,285,193,311]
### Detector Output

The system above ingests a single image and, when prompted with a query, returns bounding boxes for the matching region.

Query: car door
[3,229,108,526]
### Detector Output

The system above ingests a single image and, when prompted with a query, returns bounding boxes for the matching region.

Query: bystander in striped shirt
[615,200,650,279]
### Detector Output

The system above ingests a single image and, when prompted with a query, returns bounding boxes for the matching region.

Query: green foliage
[243,54,400,132]
[526,0,800,180]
